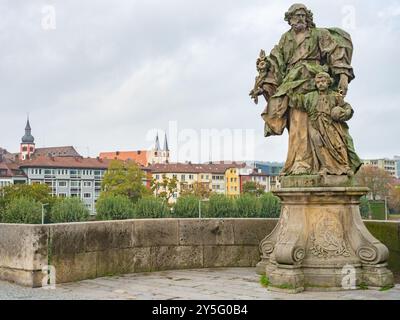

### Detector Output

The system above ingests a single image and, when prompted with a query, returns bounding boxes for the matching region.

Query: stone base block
[362,264,394,289]
[268,266,305,293]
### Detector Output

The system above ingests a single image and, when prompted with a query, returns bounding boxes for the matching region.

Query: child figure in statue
[289,72,362,176]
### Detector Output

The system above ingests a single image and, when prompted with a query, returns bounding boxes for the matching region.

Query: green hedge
[1,197,42,224]
[134,196,170,218]
[96,194,135,220]
[49,198,90,223]
[259,193,281,218]
[369,201,386,220]
[173,195,201,218]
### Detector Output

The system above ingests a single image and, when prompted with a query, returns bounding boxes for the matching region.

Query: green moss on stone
[260,275,269,287]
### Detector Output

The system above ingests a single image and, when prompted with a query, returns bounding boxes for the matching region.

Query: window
[58,181,67,187]
[84,193,91,198]
[189,175,194,180]
[95,181,102,187]
[44,169,52,175]
[94,170,101,176]
[58,193,67,198]
[181,175,185,181]
[173,174,177,179]
[205,175,209,180]
[71,181,80,187]
[83,181,92,187]
[155,174,160,180]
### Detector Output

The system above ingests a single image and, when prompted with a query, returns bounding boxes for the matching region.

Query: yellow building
[225,167,240,196]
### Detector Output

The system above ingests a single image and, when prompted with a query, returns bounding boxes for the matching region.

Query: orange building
[99,150,148,166]
[99,133,170,167]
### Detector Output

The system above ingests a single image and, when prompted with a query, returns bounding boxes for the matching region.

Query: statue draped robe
[260,27,355,175]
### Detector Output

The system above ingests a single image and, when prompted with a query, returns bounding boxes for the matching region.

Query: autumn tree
[242,181,266,196]
[355,165,394,200]
[388,186,400,214]
[151,175,178,202]
[101,160,149,203]
[180,181,212,199]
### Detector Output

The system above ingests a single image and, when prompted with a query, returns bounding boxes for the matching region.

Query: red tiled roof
[0,160,26,178]
[18,156,111,169]
[34,146,81,157]
[148,162,245,174]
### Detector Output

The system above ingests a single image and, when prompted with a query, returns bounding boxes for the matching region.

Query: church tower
[20,117,35,160]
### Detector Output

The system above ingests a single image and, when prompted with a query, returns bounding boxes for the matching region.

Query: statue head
[284,3,316,32]
[315,72,333,91]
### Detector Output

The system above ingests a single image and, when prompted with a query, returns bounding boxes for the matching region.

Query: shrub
[259,193,281,218]
[206,194,237,218]
[49,197,90,223]
[173,195,201,218]
[1,197,42,224]
[96,194,135,220]
[0,184,56,213]
[134,196,169,218]
[236,194,261,217]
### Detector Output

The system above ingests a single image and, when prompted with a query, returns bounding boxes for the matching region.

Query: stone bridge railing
[0,219,398,287]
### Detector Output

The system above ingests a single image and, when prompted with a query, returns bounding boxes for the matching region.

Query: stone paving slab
[0,268,399,300]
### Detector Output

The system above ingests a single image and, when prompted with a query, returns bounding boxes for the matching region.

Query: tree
[1,197,42,224]
[96,194,135,220]
[180,181,212,199]
[101,160,150,203]
[151,175,178,202]
[355,166,394,200]
[242,181,266,196]
[0,184,55,213]
[388,186,400,214]
[49,197,90,223]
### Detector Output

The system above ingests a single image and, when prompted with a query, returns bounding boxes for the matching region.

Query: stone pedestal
[257,176,394,293]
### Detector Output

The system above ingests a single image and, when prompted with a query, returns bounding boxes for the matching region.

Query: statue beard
[292,22,307,32]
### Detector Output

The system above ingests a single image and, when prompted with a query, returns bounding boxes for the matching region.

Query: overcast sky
[1,0,399,163]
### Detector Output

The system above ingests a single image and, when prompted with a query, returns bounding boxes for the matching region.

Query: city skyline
[1,0,399,162]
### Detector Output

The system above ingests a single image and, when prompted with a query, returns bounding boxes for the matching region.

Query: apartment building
[18,156,111,214]
[363,158,398,178]
[148,162,245,202]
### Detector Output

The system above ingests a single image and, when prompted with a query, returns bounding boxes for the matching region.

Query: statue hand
[249,89,259,104]
[338,74,348,96]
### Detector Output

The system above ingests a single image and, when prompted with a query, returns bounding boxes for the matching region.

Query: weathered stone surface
[52,252,97,284]
[151,246,203,271]
[233,219,276,245]
[96,247,151,277]
[0,224,48,271]
[0,267,44,288]
[49,223,87,256]
[178,219,234,246]
[85,221,134,252]
[134,219,179,247]
[203,246,259,268]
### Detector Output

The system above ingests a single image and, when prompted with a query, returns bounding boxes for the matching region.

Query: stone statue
[289,72,362,176]
[250,3,358,176]
[251,4,394,293]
